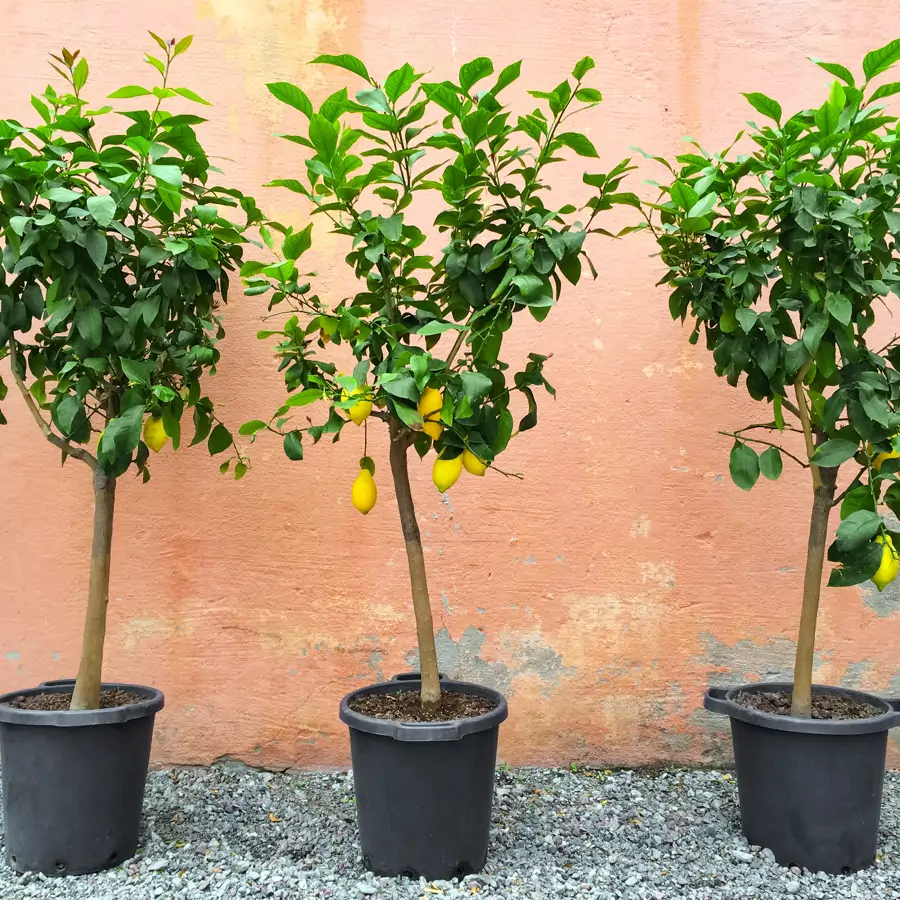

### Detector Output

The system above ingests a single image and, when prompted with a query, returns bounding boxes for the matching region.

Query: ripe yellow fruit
[418,386,444,441]
[462,448,487,476]
[142,416,169,453]
[873,450,900,472]
[351,468,377,514]
[342,386,373,426]
[433,452,463,493]
[873,534,900,592]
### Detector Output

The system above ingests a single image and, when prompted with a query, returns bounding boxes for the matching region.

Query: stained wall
[1,0,899,768]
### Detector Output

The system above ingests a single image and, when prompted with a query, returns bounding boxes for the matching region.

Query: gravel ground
[0,765,898,900]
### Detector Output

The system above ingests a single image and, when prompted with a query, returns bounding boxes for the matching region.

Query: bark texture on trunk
[388,418,441,709]
[70,468,117,711]
[790,465,837,717]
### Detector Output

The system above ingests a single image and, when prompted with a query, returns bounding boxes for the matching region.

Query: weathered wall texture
[1,0,899,769]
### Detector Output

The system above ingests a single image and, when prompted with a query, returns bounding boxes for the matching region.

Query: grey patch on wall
[690,632,825,685]
[405,626,574,697]
[860,577,900,617]
[840,660,876,690]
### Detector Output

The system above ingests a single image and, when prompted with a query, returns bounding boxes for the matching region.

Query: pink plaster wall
[1,0,899,769]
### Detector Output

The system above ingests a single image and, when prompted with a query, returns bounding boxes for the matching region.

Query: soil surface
[3,687,146,711]
[349,689,495,722]
[734,689,881,720]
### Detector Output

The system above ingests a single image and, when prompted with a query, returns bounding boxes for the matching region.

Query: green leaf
[84,231,107,269]
[575,87,602,102]
[381,374,418,402]
[43,187,81,203]
[108,85,152,99]
[836,509,883,552]
[842,485,876,520]
[356,87,390,113]
[377,214,403,242]
[742,92,782,123]
[267,82,313,118]
[729,441,760,491]
[669,181,699,211]
[282,430,304,460]
[417,320,465,336]
[869,81,900,102]
[121,358,155,385]
[208,423,233,456]
[239,420,268,436]
[174,87,211,105]
[885,210,900,233]
[814,96,840,135]
[460,371,492,401]
[75,307,102,348]
[149,164,183,187]
[285,389,323,407]
[863,39,900,81]
[759,446,783,480]
[810,59,855,86]
[234,462,248,480]
[812,438,859,466]
[572,56,595,80]
[86,194,116,227]
[826,292,852,325]
[828,541,883,587]
[687,193,716,218]
[554,132,598,158]
[385,63,417,102]
[73,58,89,92]
[53,393,90,442]
[308,114,338,161]
[309,53,371,82]
[459,57,493,93]
[98,404,143,472]
[173,35,193,57]
[282,223,313,260]
[491,61,521,95]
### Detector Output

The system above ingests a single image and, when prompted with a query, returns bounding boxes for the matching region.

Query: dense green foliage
[243,53,634,475]
[648,40,900,588]
[0,34,261,479]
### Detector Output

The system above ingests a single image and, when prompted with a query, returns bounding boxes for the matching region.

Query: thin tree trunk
[69,467,117,711]
[388,417,441,710]
[790,375,836,717]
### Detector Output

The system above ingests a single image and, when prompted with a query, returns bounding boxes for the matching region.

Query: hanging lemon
[872,534,899,591]
[418,386,444,440]
[342,386,373,426]
[463,448,487,476]
[432,452,463,493]
[142,415,169,453]
[351,467,377,514]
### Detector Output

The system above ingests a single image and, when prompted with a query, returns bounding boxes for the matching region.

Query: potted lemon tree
[0,35,259,876]
[646,41,900,873]
[244,53,633,878]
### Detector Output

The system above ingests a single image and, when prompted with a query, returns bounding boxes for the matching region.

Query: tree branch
[9,338,97,470]
[793,365,822,489]
[719,431,809,468]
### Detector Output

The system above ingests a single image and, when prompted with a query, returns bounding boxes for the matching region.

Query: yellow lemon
[873,450,900,472]
[142,416,169,453]
[418,386,444,441]
[433,452,463,493]
[462,448,487,476]
[873,534,899,592]
[342,386,373,426]
[351,468,377,514]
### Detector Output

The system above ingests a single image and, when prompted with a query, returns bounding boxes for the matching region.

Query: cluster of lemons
[347,385,486,516]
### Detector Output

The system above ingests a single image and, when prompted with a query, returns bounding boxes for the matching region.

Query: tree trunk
[70,467,117,711]
[388,418,441,710]
[790,465,837,717]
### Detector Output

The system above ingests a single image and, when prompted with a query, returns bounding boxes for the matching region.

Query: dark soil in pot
[734,689,881,719]
[340,676,508,880]
[0,681,164,876]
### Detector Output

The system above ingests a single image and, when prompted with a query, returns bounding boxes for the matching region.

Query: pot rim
[703,681,900,735]
[339,676,508,742]
[0,681,164,728]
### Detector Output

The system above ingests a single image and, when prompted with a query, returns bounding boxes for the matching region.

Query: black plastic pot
[705,681,900,873]
[339,674,507,880]
[0,680,164,876]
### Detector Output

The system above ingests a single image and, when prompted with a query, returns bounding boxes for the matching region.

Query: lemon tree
[244,53,634,708]
[0,35,261,709]
[646,39,900,717]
